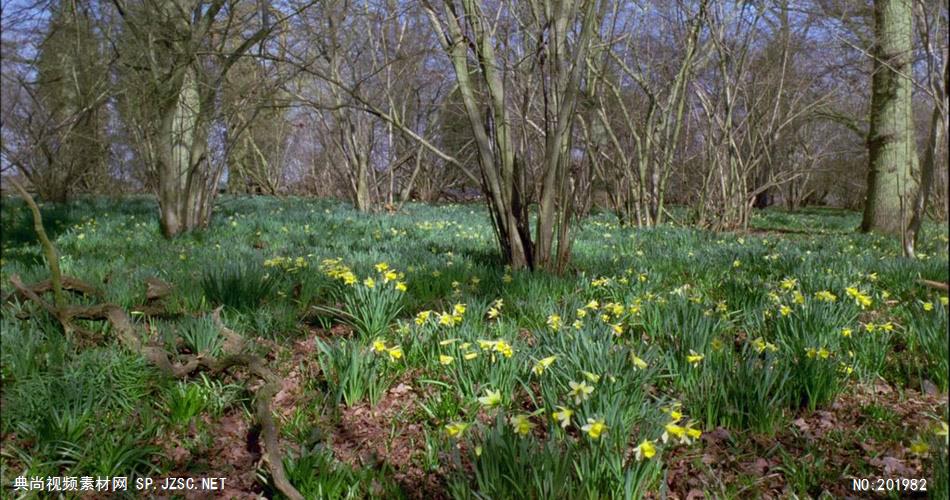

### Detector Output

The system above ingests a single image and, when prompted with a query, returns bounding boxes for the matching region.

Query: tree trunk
[904,45,949,257]
[156,66,217,238]
[861,0,918,238]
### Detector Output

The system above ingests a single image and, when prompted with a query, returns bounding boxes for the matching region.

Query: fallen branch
[919,279,950,292]
[5,188,303,499]
[8,176,65,308]
[7,274,303,500]
[3,276,103,304]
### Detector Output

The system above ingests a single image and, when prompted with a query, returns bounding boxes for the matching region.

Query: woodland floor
[1,196,948,499]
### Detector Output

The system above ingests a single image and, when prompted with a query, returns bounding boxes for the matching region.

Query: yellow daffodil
[845,286,873,309]
[751,337,777,353]
[662,403,683,422]
[439,312,459,327]
[439,355,454,365]
[815,290,837,302]
[582,371,601,383]
[387,345,403,362]
[375,262,390,272]
[532,355,557,376]
[631,353,648,370]
[478,389,503,408]
[477,339,496,350]
[608,303,624,316]
[910,440,930,455]
[510,414,535,436]
[779,305,792,317]
[415,310,432,325]
[453,303,467,316]
[445,422,469,438]
[611,323,624,336]
[923,301,934,311]
[568,380,595,404]
[685,421,702,440]
[552,406,573,429]
[547,314,562,331]
[581,418,607,439]
[780,277,798,290]
[372,339,388,352]
[635,439,656,460]
[841,327,853,338]
[395,281,407,292]
[686,350,704,366]
[363,277,376,289]
[463,352,478,360]
[493,340,514,358]
[662,422,687,443]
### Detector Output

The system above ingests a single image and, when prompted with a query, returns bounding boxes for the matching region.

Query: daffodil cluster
[264,255,310,272]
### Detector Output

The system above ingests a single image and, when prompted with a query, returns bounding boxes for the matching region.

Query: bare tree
[904,0,948,256]
[112,0,301,237]
[587,0,707,227]
[1,0,110,202]
[422,0,602,272]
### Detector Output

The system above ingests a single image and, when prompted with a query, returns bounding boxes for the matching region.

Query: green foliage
[315,259,406,339]
[280,449,403,499]
[178,315,224,357]
[1,196,948,498]
[767,299,857,411]
[684,343,790,435]
[448,416,662,499]
[201,260,276,311]
[315,339,396,406]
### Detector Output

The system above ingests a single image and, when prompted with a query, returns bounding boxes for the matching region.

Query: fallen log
[919,279,949,292]
[7,274,303,500]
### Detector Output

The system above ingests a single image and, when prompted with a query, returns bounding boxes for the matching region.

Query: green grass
[1,195,948,498]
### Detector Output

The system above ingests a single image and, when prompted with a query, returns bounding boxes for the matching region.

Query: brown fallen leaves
[332,380,445,499]
[660,382,947,499]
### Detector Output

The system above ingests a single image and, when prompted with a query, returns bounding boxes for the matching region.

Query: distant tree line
[1,0,946,265]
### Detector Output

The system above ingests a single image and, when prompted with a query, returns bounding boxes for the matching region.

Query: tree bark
[861,0,918,238]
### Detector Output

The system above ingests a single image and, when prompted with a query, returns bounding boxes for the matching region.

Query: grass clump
[200,260,276,311]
